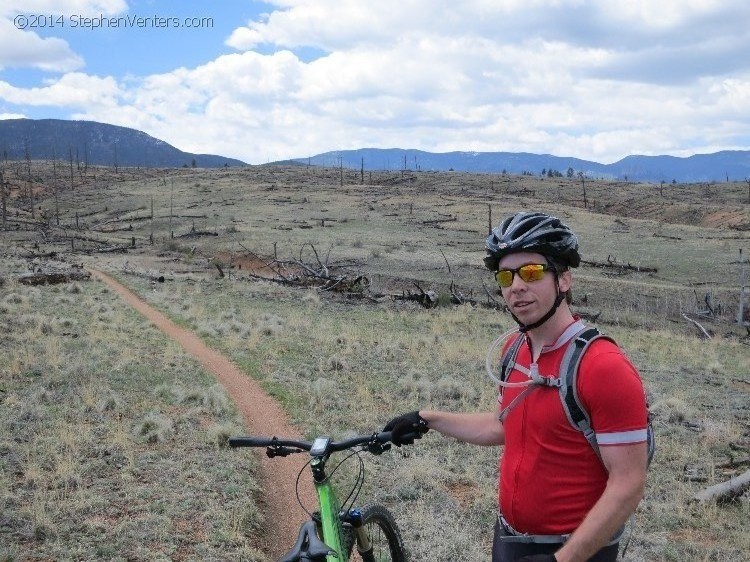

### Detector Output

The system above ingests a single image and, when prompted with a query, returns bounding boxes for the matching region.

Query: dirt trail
[89,268,315,559]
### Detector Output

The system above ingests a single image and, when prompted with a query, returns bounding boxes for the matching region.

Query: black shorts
[492,519,619,562]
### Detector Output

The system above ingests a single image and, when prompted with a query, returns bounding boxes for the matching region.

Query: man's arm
[420,409,505,446]
[552,442,647,562]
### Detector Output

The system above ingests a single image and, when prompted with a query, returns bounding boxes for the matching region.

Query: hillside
[293,147,750,183]
[0,118,246,169]
[1,163,749,560]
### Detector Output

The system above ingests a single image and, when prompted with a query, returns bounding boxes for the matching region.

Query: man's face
[497,251,571,325]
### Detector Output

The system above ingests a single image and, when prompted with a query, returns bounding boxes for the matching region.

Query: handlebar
[228,431,412,457]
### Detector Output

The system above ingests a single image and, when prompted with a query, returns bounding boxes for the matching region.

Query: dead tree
[694,469,750,503]
[24,141,34,219]
[1,165,6,230]
[578,171,588,209]
[52,151,60,225]
[68,145,75,190]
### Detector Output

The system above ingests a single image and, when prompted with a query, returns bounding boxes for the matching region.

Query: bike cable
[295,458,315,518]
[330,449,366,512]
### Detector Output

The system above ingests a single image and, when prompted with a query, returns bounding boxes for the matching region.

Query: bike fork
[342,509,373,556]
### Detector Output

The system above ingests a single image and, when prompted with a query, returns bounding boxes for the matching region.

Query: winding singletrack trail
[89,268,315,559]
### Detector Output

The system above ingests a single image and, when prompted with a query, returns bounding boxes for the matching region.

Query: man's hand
[383,411,429,446]
[516,555,557,561]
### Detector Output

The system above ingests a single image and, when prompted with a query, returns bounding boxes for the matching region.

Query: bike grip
[377,431,394,442]
[228,436,272,448]
[397,431,424,444]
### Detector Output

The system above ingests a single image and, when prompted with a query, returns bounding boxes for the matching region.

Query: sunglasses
[495,263,554,288]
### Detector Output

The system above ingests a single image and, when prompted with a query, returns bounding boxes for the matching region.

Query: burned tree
[578,171,588,209]
[24,140,34,219]
[0,163,6,231]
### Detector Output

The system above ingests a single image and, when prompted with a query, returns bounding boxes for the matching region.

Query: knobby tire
[346,504,406,562]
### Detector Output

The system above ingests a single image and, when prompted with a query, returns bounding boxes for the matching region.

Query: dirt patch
[88,268,315,559]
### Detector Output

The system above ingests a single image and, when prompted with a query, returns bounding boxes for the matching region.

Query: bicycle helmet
[484,212,580,272]
[485,212,580,332]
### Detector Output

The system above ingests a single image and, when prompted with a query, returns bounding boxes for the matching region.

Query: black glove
[383,411,429,446]
[515,555,557,561]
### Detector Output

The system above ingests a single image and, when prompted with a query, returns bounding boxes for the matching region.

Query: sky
[0,0,749,165]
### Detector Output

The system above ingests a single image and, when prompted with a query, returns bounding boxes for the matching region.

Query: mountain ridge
[291,147,750,183]
[2,118,749,182]
[0,118,246,168]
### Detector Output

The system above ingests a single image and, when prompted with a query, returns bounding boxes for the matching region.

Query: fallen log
[422,216,457,225]
[693,469,750,503]
[682,313,712,340]
[580,257,657,273]
[18,270,91,285]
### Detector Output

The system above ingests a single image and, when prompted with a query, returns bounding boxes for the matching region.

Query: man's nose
[509,272,528,291]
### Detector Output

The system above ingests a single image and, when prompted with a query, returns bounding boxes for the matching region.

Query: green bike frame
[312,457,348,562]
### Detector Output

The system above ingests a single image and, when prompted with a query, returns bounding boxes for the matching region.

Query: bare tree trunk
[694,469,750,502]
[69,146,74,190]
[150,195,154,244]
[739,248,746,326]
[169,178,174,238]
[0,166,6,231]
[53,153,60,225]
[24,141,34,219]
[580,174,588,209]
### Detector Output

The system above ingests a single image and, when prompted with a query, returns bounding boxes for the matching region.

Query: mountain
[293,148,750,183]
[0,118,246,168]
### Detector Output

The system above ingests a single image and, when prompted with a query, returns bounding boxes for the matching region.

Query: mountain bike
[229,430,412,562]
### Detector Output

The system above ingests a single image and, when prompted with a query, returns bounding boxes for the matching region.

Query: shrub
[134,413,175,443]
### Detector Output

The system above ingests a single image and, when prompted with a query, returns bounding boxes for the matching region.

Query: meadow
[1,161,749,560]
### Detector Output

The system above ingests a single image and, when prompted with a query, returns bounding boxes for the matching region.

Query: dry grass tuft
[133,413,175,443]
[651,396,694,424]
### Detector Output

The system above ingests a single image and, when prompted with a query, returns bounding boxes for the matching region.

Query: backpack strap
[557,327,616,465]
[499,333,524,383]
[497,333,531,422]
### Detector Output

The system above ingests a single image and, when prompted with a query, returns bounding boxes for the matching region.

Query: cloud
[0,19,84,72]
[1,1,750,163]
[0,72,121,108]
[0,0,127,71]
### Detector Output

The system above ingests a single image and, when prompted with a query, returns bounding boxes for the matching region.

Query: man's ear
[558,269,572,293]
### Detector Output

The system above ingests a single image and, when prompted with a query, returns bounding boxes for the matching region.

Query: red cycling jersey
[497,320,648,535]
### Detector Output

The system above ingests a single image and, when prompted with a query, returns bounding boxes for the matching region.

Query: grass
[130,274,749,561]
[0,262,266,562]
[2,162,750,560]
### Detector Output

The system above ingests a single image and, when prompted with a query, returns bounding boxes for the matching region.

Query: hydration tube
[485,328,536,387]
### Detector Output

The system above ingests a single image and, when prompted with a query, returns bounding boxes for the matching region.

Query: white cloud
[1,1,750,163]
[0,72,121,108]
[0,19,84,72]
[0,0,127,71]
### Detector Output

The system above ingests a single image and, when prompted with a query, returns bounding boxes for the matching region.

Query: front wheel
[346,504,406,562]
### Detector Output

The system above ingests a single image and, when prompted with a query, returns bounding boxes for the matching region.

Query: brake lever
[366,436,392,456]
[267,446,303,458]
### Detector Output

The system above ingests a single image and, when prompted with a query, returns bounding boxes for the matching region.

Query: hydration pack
[499,326,655,467]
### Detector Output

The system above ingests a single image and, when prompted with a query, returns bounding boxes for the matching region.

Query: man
[384,211,649,562]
